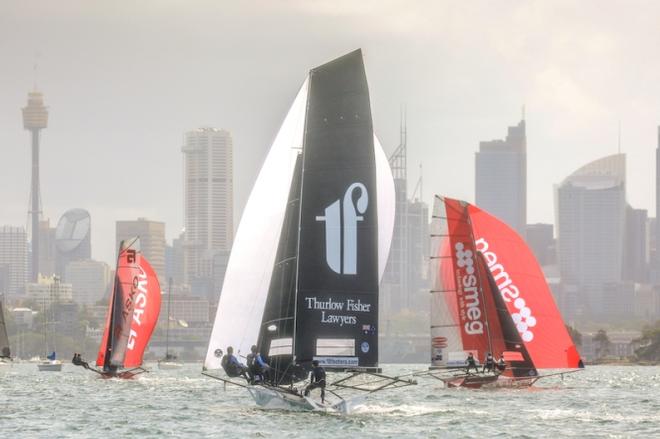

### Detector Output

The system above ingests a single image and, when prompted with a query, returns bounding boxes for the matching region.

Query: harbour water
[1,364,658,438]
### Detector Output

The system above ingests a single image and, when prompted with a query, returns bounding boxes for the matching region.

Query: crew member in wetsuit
[304,360,326,403]
[246,344,270,384]
[465,352,479,374]
[482,352,495,373]
[72,353,90,369]
[221,346,249,381]
[496,355,506,373]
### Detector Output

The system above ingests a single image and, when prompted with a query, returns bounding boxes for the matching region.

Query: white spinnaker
[204,79,309,370]
[374,135,395,282]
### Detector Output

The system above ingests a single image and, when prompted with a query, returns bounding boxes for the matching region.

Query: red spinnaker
[123,256,161,368]
[96,245,161,369]
[467,204,581,369]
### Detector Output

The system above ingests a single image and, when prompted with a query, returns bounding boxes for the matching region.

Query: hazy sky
[1,1,659,265]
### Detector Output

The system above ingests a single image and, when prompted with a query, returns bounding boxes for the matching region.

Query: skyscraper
[475,119,527,236]
[182,128,234,286]
[0,226,28,296]
[22,90,48,281]
[115,218,166,280]
[555,154,626,318]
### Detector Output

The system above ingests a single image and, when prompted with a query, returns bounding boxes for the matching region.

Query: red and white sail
[430,196,492,366]
[467,204,581,369]
[97,239,161,369]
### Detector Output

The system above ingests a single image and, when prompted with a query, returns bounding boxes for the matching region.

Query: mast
[166,277,172,358]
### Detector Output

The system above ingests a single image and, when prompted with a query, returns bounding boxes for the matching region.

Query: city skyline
[2,2,660,267]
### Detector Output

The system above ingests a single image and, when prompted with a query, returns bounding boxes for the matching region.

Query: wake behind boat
[202,49,415,412]
[418,196,583,388]
[72,238,162,378]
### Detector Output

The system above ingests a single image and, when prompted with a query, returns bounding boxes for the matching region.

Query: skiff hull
[444,374,536,389]
[246,385,357,414]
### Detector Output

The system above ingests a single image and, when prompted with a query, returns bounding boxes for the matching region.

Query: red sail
[123,256,161,368]
[467,204,581,369]
[96,245,141,368]
[441,198,491,360]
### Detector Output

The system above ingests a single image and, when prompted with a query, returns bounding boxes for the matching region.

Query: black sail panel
[0,298,10,358]
[295,49,379,369]
[257,154,306,384]
[478,252,537,377]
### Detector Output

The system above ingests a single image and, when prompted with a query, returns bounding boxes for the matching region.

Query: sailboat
[424,196,583,388]
[158,277,183,370]
[202,50,415,412]
[37,293,62,372]
[73,238,162,378]
[0,295,11,366]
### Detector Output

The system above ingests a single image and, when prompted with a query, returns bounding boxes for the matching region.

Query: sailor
[482,352,495,373]
[72,353,81,366]
[304,360,326,403]
[465,352,479,374]
[221,346,249,381]
[496,355,506,372]
[246,345,270,384]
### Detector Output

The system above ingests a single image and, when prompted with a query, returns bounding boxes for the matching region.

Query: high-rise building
[381,121,430,316]
[624,206,649,283]
[38,219,57,277]
[22,90,48,282]
[475,119,527,236]
[0,226,28,296]
[555,154,626,318]
[64,259,111,305]
[182,128,234,286]
[525,223,555,266]
[55,208,92,278]
[165,232,186,287]
[115,218,166,280]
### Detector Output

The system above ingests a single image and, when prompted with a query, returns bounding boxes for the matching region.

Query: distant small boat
[157,278,182,370]
[72,238,162,379]
[37,352,63,372]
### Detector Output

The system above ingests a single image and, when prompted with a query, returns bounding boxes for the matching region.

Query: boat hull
[246,385,356,413]
[158,361,183,370]
[444,374,536,389]
[37,361,63,372]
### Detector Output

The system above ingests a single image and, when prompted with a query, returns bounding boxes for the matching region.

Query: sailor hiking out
[221,346,249,381]
[465,352,479,374]
[246,345,270,384]
[482,352,495,373]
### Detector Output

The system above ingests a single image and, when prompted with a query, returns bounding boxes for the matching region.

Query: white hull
[158,361,183,370]
[37,360,63,372]
[246,386,360,414]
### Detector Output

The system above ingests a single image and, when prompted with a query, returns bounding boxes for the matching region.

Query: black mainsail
[0,297,10,358]
[295,50,379,369]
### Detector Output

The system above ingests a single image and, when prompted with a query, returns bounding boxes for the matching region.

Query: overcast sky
[1,0,659,265]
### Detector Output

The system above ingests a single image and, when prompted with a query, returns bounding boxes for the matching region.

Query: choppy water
[1,363,659,438]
